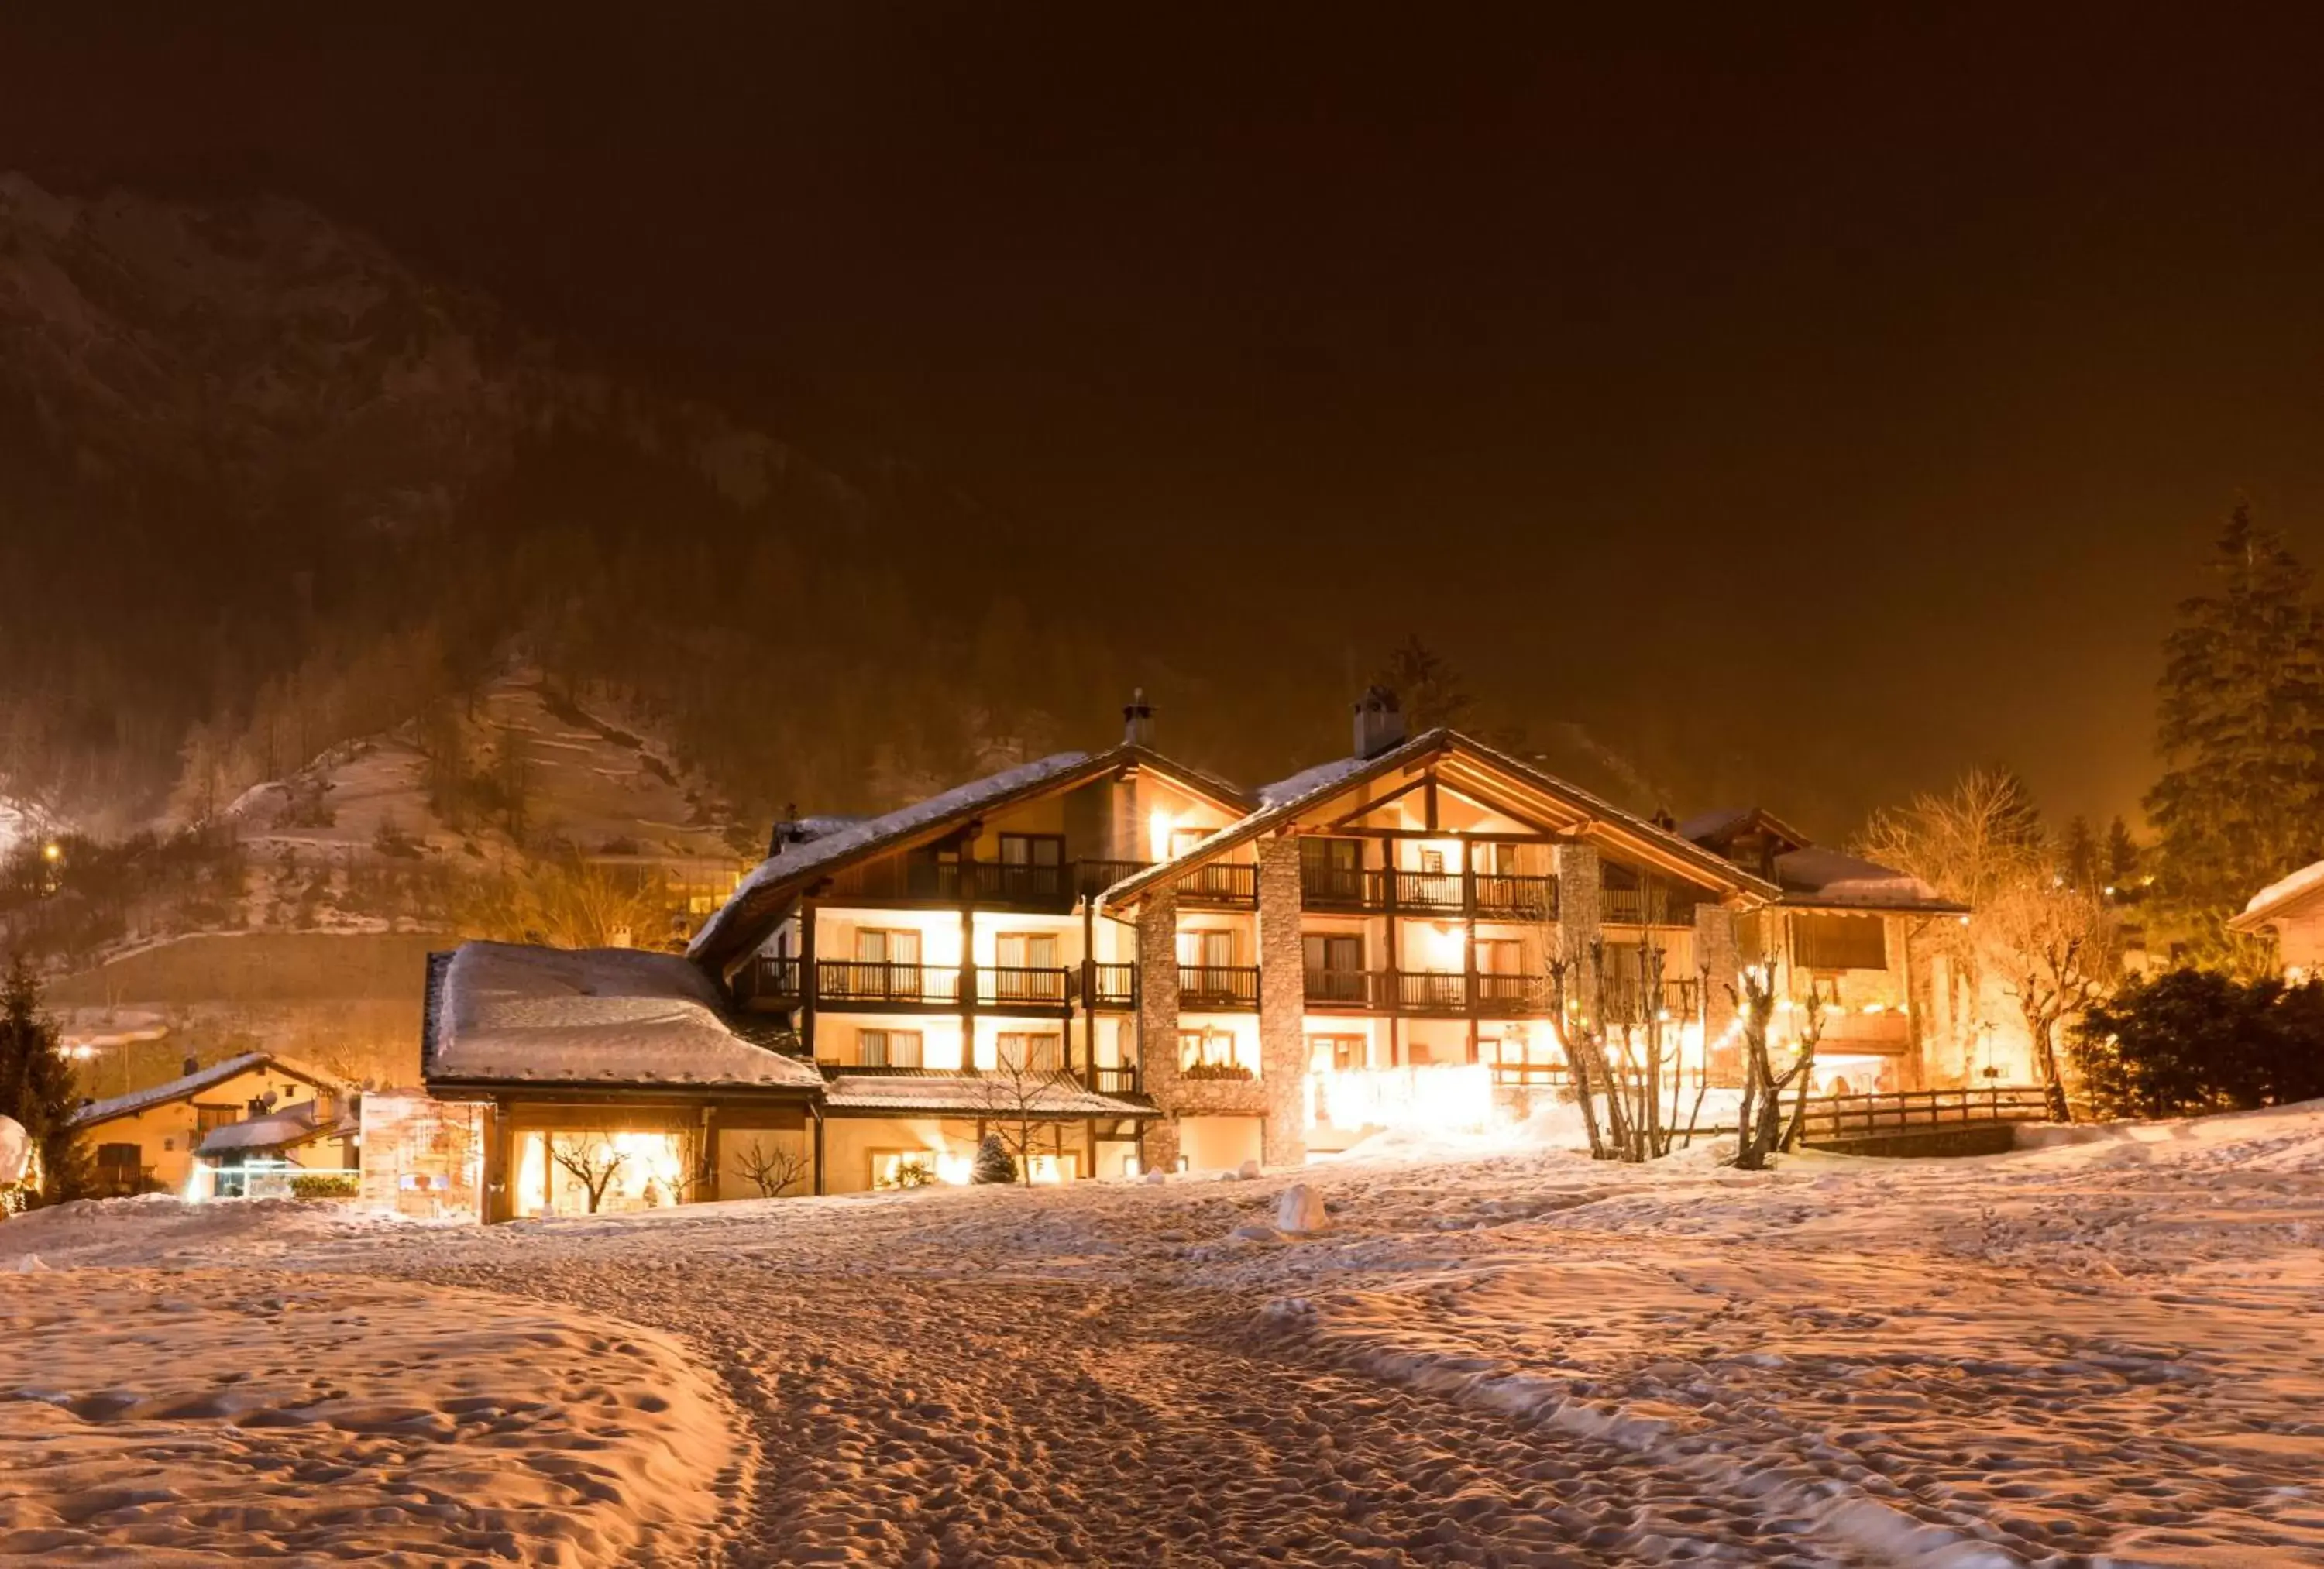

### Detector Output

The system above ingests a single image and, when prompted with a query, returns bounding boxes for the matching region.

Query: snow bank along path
[5,1101,2324,1564]
[0,1204,736,1566]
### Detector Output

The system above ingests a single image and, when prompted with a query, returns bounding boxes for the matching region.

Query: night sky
[7,4,2324,833]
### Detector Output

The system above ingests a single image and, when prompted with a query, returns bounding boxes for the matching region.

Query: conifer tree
[0,956,91,1204]
[2103,816,2142,891]
[2144,505,2324,969]
[2061,815,2099,893]
[1372,635,1475,733]
[971,1131,1017,1185]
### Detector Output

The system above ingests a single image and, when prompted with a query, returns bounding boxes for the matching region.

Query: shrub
[2070,970,2324,1119]
[290,1171,361,1200]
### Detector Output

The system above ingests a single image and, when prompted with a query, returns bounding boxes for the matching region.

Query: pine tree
[1373,635,1474,733]
[971,1131,1016,1185]
[2061,815,2099,893]
[0,956,91,1204]
[2144,504,2324,968]
[2104,816,2142,892]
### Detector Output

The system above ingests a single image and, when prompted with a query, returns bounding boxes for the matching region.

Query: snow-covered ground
[5,1107,2324,1565]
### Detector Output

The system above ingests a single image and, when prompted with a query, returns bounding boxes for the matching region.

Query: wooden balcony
[977,966,1075,1008]
[1088,1063,1142,1097]
[1178,963,1260,1010]
[816,960,964,1008]
[1600,883,1703,927]
[1298,867,1559,920]
[1176,862,1258,907]
[1600,978,1702,1027]
[1304,967,1559,1016]
[1087,962,1139,1010]
[822,855,1158,911]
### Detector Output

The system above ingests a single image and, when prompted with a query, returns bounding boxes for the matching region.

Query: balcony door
[992,932,1061,1002]
[997,833,1066,900]
[1300,837,1364,903]
[1304,933,1366,1004]
[854,928,922,1001]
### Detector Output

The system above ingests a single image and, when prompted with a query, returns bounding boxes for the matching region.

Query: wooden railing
[978,966,1074,1007]
[1600,884,1701,926]
[814,960,964,1004]
[1600,978,1702,1026]
[1796,1086,2053,1144]
[1178,963,1260,1009]
[1473,972,1553,1014]
[1076,859,1150,897]
[1089,1064,1141,1097]
[1394,970,1470,1011]
[744,955,803,1002]
[1087,963,1139,1008]
[1300,866,1559,919]
[1305,967,1377,1006]
[1177,862,1258,905]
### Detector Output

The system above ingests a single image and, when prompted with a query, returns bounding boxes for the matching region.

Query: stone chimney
[1122,688,1157,748]
[1353,685,1406,759]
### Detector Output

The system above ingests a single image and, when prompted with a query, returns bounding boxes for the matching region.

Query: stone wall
[1694,902,1739,1072]
[1255,836,1308,1166]
[1552,843,1600,1013]
[1134,887,1182,1174]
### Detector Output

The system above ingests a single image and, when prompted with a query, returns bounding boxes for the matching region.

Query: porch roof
[821,1069,1156,1119]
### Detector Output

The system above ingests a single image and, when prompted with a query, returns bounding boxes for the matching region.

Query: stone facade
[1254,836,1308,1166]
[1134,887,1182,1175]
[1693,901,1739,1077]
[1551,843,1601,1014]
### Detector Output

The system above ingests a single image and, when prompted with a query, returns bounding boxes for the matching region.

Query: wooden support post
[799,899,820,1059]
[811,1104,826,1196]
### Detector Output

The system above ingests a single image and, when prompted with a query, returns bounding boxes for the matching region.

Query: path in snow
[5,1102,2324,1565]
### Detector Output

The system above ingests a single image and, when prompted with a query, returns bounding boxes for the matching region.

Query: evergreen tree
[971,1131,1017,1185]
[2144,504,2324,969]
[0,956,91,1203]
[2061,815,2099,892]
[1373,634,1475,733]
[2103,816,2143,891]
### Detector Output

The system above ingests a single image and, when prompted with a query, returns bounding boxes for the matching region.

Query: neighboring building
[73,1052,345,1197]
[417,691,2009,1214]
[1679,808,1973,1091]
[2228,860,2324,977]
[191,1090,361,1200]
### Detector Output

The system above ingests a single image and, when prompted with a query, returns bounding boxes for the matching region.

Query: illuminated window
[1180,1028,1245,1073]
[858,1028,923,1068]
[996,1032,1062,1073]
[194,1104,239,1135]
[1308,1034,1366,1072]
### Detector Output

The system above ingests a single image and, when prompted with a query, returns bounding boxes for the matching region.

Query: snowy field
[5,1107,2324,1566]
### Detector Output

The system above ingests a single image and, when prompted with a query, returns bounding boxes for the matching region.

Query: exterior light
[41,842,61,863]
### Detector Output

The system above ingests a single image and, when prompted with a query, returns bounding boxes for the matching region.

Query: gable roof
[1680,806,1964,915]
[1103,730,1780,911]
[424,942,825,1093]
[1677,805,1813,857]
[74,1051,343,1129]
[195,1095,359,1157]
[2229,857,2324,932]
[688,743,1251,971]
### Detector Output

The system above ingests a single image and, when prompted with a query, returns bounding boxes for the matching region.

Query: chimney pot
[1122,688,1156,747]
[182,1055,200,1078]
[1353,685,1406,759]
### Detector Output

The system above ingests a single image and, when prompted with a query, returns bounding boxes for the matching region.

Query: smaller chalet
[1680,807,1968,1090]
[2229,858,2324,979]
[74,1051,344,1198]
[194,1093,362,1200]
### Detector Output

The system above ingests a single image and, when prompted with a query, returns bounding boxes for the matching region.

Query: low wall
[1805,1124,2020,1159]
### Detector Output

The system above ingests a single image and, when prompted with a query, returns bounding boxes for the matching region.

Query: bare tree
[1984,883,2117,1121]
[730,1135,812,1198]
[1546,930,1705,1164]
[547,1135,627,1214]
[976,1037,1071,1186]
[1730,958,1824,1169]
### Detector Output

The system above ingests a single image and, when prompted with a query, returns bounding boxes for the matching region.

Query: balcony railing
[1089,1064,1141,1097]
[1473,972,1552,1015]
[1600,978,1702,1026]
[1087,963,1139,1009]
[1394,970,1471,1012]
[1600,884,1702,926]
[1177,862,1258,906]
[1304,966,1377,1006]
[1178,963,1260,1010]
[815,960,964,1005]
[744,955,803,1003]
[1076,859,1150,897]
[1475,874,1558,919]
[978,966,1074,1008]
[1298,866,1560,919]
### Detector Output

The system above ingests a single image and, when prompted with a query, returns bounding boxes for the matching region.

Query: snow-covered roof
[425,942,823,1091]
[194,1097,356,1157]
[2231,857,2324,932]
[1105,730,1779,910]
[1677,805,1811,856]
[821,1072,1154,1119]
[689,744,1253,971]
[1772,845,1964,914]
[74,1052,342,1128]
